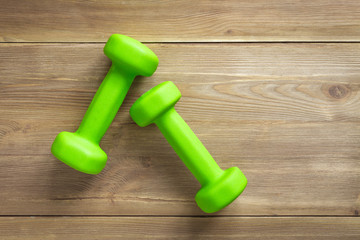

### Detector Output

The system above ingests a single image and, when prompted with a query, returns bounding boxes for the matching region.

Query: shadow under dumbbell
[46,59,109,211]
[109,122,201,213]
[104,76,202,214]
[186,216,218,239]
[48,155,98,200]
[46,72,201,215]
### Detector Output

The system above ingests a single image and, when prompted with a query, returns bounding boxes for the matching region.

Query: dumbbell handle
[77,65,134,143]
[155,108,223,186]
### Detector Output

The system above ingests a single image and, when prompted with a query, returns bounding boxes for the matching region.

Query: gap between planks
[1,41,360,44]
[0,215,359,218]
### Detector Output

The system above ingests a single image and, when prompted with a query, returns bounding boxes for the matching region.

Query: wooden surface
[0,217,360,240]
[0,1,359,239]
[1,0,360,42]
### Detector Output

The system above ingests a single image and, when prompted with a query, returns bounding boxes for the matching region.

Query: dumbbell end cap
[51,131,107,174]
[104,34,159,77]
[130,81,181,127]
[195,167,247,213]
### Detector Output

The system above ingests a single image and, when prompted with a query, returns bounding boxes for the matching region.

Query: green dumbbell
[130,81,247,213]
[51,34,158,174]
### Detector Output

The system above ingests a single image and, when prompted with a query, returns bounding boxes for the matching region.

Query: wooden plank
[0,217,359,239]
[0,43,359,215]
[0,0,360,42]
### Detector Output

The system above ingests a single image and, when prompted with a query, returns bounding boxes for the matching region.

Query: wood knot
[225,29,233,35]
[140,156,151,168]
[328,85,350,99]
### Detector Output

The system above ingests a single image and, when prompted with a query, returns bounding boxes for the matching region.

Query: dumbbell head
[51,131,106,174]
[195,167,247,213]
[130,81,181,127]
[104,34,159,76]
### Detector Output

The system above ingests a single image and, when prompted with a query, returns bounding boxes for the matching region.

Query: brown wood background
[0,0,359,239]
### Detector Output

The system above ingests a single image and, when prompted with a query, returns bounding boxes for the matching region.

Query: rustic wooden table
[0,1,359,239]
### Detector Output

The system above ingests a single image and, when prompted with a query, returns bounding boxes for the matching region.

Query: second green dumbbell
[130,81,247,213]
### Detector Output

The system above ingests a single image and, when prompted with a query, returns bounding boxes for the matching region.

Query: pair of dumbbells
[51,34,247,213]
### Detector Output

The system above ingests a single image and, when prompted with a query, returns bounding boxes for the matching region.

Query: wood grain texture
[0,217,359,239]
[0,0,360,42]
[0,43,359,216]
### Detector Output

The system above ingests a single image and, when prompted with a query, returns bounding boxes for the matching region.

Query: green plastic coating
[51,34,159,174]
[130,81,247,213]
[155,108,223,186]
[76,66,134,144]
